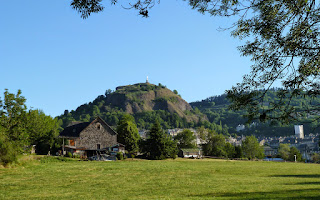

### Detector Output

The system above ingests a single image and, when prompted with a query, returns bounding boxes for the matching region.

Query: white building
[294,125,304,139]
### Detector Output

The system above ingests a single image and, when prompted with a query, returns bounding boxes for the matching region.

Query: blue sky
[0,1,253,117]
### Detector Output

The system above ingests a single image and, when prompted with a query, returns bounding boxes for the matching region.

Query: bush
[0,135,17,166]
[66,152,73,158]
[127,153,135,158]
[73,154,80,159]
[116,152,124,160]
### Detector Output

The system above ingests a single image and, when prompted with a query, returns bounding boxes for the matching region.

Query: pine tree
[145,120,177,160]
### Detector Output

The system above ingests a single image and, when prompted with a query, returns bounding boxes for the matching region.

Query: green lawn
[0,157,319,199]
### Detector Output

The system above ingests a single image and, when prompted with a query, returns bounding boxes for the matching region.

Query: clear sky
[0,1,253,117]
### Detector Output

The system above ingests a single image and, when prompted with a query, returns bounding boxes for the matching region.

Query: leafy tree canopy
[174,129,197,149]
[0,89,60,165]
[242,135,264,160]
[278,143,290,161]
[116,114,140,154]
[288,146,303,162]
[202,134,226,157]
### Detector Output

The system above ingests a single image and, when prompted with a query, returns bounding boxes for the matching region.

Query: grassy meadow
[0,157,320,199]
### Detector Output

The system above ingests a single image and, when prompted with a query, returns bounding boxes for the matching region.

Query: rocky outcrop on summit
[104,83,198,122]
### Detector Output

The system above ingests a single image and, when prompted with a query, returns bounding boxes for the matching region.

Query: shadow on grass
[271,174,320,178]
[188,188,320,200]
[286,182,320,185]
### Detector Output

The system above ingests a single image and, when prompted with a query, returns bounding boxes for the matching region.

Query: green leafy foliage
[311,153,320,163]
[202,134,226,157]
[0,130,17,166]
[278,144,290,161]
[116,114,140,154]
[288,147,303,162]
[224,142,236,158]
[174,129,196,149]
[116,152,124,160]
[242,136,265,160]
[0,90,60,165]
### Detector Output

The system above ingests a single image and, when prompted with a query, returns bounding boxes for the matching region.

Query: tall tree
[116,114,140,154]
[242,136,264,160]
[0,90,61,165]
[0,89,28,150]
[174,129,197,149]
[202,134,226,157]
[26,110,60,155]
[144,120,177,160]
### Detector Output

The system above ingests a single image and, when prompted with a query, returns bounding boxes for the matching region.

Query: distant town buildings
[139,124,319,161]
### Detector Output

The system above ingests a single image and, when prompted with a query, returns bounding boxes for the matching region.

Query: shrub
[73,154,80,159]
[116,152,124,160]
[66,152,73,158]
[0,134,17,166]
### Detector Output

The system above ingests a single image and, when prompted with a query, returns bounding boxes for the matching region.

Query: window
[97,124,101,130]
[69,140,75,146]
[97,144,101,149]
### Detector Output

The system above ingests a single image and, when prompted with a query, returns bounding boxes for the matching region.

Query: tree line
[116,115,265,160]
[0,89,311,166]
[0,90,62,166]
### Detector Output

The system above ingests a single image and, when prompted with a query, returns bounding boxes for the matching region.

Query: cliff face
[104,83,198,122]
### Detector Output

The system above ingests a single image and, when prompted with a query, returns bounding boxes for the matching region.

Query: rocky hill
[58,83,205,130]
[106,83,195,120]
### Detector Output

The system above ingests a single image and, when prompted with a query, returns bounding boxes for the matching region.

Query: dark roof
[59,122,90,138]
[59,116,118,138]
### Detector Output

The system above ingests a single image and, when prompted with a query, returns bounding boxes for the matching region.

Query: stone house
[59,116,122,157]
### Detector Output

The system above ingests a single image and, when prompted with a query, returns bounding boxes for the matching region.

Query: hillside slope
[190,90,320,137]
[58,83,205,130]
[107,83,194,119]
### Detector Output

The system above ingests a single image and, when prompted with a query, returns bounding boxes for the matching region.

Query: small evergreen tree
[144,120,177,160]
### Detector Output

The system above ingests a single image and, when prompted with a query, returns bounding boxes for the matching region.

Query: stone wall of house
[78,120,117,150]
